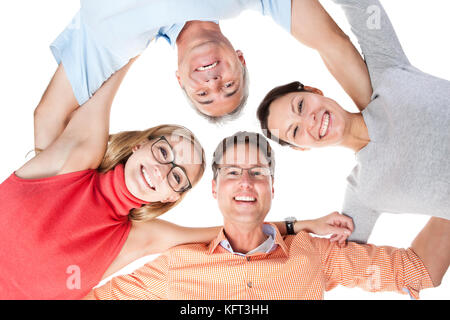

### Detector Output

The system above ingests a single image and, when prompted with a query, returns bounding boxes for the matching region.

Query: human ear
[236,50,246,66]
[289,145,311,152]
[304,86,323,96]
[161,194,180,203]
[175,70,183,88]
[212,179,218,199]
[271,178,275,199]
[132,144,142,153]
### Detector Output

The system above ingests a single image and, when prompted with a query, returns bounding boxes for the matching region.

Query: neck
[341,112,370,152]
[223,221,268,254]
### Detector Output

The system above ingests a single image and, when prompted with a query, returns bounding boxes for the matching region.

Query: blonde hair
[98,124,205,222]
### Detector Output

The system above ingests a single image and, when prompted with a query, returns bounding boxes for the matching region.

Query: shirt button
[247,281,253,288]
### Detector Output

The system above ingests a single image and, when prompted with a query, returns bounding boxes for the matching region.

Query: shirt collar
[156,20,219,47]
[207,223,289,257]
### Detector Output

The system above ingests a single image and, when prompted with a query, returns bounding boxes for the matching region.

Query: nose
[208,75,220,81]
[153,164,171,183]
[238,170,253,189]
[299,112,316,135]
[205,74,221,88]
[308,112,316,129]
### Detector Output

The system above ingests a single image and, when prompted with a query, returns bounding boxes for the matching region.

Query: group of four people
[0,0,448,299]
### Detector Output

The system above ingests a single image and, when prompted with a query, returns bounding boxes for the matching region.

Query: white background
[0,1,448,300]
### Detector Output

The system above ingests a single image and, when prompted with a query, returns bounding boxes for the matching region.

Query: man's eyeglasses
[151,136,192,193]
[217,166,272,180]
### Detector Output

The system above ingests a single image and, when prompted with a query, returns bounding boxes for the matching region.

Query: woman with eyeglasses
[0,55,356,299]
[0,58,211,299]
[256,0,449,244]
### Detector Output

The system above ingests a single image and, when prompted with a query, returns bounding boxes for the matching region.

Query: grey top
[332,0,450,243]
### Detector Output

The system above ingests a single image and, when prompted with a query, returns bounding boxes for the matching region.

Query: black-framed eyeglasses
[151,136,192,193]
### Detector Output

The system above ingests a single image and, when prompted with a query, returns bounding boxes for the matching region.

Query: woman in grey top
[257,0,450,243]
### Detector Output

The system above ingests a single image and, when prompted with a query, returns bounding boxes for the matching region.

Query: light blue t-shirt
[51,0,291,105]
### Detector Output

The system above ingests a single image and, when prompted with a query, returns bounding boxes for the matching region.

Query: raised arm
[291,0,373,110]
[329,0,410,86]
[33,64,79,153]
[411,217,450,287]
[16,58,135,179]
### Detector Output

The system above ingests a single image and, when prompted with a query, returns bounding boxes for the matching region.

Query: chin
[128,185,144,201]
[233,209,262,220]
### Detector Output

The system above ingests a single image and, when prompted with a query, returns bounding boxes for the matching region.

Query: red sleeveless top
[0,164,147,299]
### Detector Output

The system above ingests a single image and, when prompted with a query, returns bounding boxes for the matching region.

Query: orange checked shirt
[93,224,433,300]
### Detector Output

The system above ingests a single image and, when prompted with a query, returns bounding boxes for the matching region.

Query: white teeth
[196,61,218,71]
[234,196,256,202]
[320,113,330,138]
[141,167,155,190]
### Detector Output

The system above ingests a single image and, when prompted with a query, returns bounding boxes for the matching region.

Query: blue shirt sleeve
[50,0,292,105]
[260,0,292,32]
[50,12,131,105]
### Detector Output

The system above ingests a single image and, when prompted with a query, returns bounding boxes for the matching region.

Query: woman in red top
[0,57,357,299]
[0,59,213,299]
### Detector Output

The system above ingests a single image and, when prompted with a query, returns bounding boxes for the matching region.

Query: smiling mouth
[319,112,330,139]
[195,61,218,71]
[233,196,257,203]
[141,166,155,191]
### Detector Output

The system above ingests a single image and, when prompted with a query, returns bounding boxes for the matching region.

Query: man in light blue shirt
[41,0,371,126]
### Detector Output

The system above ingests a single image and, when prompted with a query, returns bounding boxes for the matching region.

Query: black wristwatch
[284,216,297,235]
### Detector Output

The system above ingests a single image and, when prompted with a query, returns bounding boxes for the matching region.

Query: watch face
[285,217,296,235]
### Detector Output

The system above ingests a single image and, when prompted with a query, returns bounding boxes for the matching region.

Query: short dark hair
[183,65,249,125]
[256,81,308,147]
[211,131,275,180]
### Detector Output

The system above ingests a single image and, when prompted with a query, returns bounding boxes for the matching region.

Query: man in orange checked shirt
[85,132,448,300]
